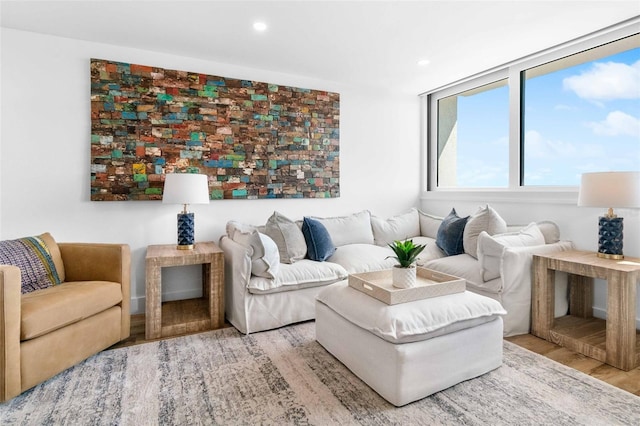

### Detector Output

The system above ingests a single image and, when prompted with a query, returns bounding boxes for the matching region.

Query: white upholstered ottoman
[315,280,506,406]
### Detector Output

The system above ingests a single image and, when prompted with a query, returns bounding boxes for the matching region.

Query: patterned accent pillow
[0,235,62,294]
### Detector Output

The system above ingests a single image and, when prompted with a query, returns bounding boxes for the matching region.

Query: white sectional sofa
[219,207,573,336]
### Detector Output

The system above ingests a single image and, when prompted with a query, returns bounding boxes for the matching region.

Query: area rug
[1,322,638,425]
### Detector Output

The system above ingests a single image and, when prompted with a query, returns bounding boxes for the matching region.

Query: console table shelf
[532,250,640,371]
[160,298,213,337]
[550,315,640,366]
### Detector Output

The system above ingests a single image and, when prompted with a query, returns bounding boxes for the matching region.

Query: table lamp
[577,171,640,259]
[162,173,210,250]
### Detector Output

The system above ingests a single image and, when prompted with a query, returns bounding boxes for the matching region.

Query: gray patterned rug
[2,321,639,425]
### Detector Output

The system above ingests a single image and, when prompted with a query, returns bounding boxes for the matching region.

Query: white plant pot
[392,265,417,289]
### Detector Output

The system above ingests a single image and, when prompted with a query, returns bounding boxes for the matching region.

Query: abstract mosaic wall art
[90,59,340,200]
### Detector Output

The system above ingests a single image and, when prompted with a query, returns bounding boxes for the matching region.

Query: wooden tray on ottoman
[348,267,466,305]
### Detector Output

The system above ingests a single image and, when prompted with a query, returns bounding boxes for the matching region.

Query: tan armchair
[0,235,130,401]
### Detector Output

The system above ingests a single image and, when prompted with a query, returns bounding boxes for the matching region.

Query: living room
[1,0,639,423]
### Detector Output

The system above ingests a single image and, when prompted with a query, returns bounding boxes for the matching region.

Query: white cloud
[563,59,640,101]
[524,130,605,159]
[524,130,576,159]
[457,163,508,187]
[524,168,552,182]
[585,110,640,137]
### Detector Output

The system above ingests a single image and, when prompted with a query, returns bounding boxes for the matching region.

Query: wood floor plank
[504,333,639,396]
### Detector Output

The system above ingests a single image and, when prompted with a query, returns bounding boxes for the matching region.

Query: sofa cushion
[302,217,336,261]
[507,221,561,245]
[264,211,307,264]
[463,205,507,259]
[247,260,348,294]
[313,210,374,247]
[0,233,63,294]
[227,221,280,279]
[436,208,469,256]
[326,244,396,274]
[478,222,545,282]
[423,253,489,292]
[411,237,446,266]
[418,210,443,239]
[21,281,123,340]
[537,221,560,244]
[370,208,421,246]
[316,281,507,344]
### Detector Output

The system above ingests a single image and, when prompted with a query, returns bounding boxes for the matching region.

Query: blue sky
[454,47,640,187]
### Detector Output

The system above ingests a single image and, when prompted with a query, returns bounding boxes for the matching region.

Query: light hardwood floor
[506,333,640,397]
[113,314,640,397]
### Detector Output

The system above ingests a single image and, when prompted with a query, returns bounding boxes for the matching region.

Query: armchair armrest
[0,265,22,401]
[58,243,131,339]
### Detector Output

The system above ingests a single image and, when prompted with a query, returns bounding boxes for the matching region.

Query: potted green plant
[387,239,426,288]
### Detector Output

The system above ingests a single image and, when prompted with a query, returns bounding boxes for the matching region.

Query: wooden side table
[532,250,640,371]
[145,242,224,339]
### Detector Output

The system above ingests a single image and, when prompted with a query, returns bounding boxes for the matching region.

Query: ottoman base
[316,301,503,407]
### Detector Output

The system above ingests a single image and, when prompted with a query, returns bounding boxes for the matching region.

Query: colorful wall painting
[90,59,340,200]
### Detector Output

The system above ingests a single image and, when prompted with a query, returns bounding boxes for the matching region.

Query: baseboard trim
[129,288,203,315]
[592,306,640,330]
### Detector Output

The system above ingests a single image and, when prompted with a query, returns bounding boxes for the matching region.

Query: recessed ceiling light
[417,59,431,66]
[253,22,267,32]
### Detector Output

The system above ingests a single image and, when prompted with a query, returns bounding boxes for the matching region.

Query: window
[437,80,509,188]
[522,38,640,186]
[426,23,640,191]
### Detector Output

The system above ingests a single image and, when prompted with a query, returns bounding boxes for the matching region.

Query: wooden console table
[145,242,224,339]
[532,250,640,371]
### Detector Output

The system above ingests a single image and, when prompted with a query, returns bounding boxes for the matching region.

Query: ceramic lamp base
[597,216,623,259]
[177,212,195,250]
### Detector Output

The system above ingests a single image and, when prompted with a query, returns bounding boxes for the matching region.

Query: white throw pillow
[418,210,443,239]
[463,205,507,259]
[264,211,307,264]
[370,208,421,246]
[252,233,280,278]
[478,222,545,282]
[227,222,280,279]
[313,210,374,247]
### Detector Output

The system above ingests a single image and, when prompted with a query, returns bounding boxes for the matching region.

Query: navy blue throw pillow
[302,217,336,261]
[436,208,469,256]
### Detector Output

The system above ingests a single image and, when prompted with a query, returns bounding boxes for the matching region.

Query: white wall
[2,28,637,326]
[420,193,640,326]
[0,28,421,313]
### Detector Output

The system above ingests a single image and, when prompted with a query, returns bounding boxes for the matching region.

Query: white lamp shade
[578,171,640,208]
[162,173,210,205]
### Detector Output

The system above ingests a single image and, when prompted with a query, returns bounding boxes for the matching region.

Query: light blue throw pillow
[302,217,336,262]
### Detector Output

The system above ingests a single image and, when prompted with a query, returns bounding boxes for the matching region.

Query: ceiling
[1,1,639,94]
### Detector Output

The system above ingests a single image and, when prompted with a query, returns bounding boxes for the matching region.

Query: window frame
[422,18,639,202]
